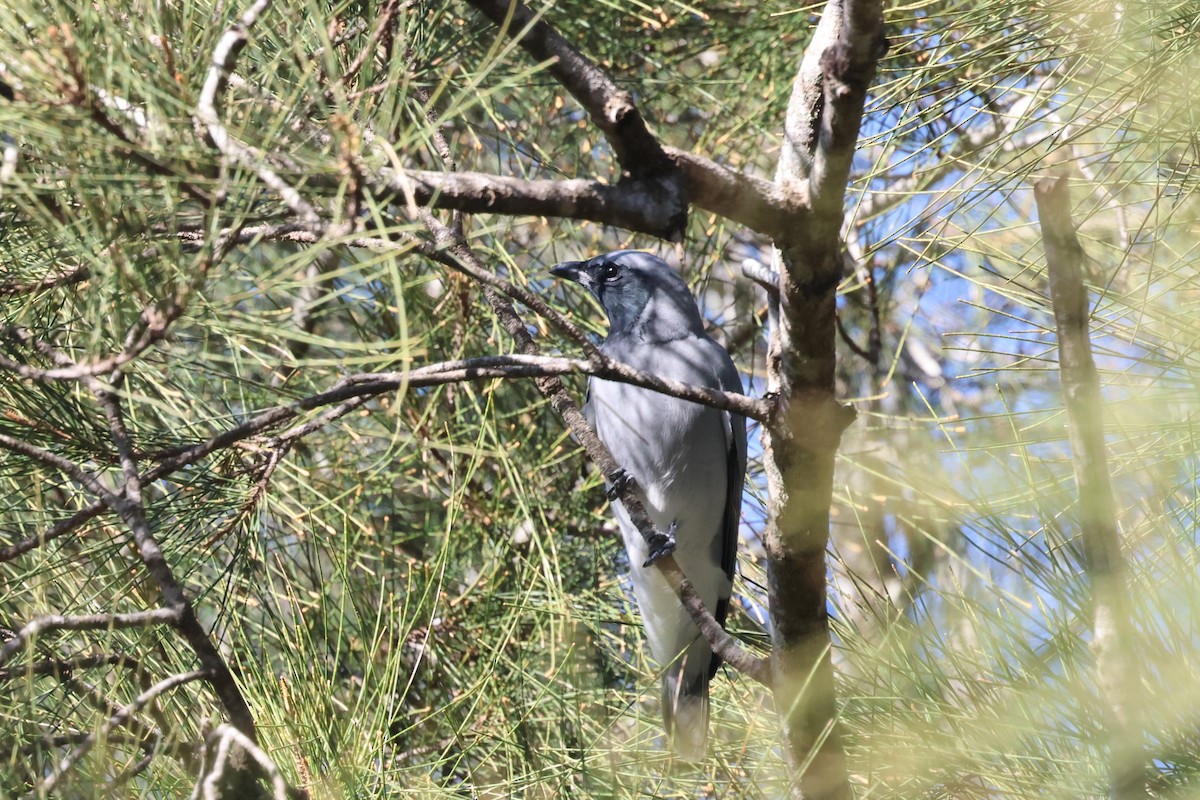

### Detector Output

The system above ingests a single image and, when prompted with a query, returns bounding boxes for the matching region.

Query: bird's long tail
[662,643,714,761]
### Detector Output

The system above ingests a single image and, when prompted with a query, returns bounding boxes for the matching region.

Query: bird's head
[550,250,704,341]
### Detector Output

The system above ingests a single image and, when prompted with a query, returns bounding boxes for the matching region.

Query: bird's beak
[550,260,586,284]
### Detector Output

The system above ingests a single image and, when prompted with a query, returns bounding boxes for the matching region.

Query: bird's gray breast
[588,336,730,536]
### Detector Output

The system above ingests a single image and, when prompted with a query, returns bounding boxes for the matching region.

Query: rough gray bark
[1035,175,1146,800]
[759,2,885,797]
[371,153,811,244]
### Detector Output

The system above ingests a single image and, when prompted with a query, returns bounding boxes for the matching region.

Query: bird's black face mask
[551,255,653,334]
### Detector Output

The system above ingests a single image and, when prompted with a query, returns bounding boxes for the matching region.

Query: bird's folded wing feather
[716,356,747,623]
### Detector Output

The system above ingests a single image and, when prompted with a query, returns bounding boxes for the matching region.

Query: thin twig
[0,504,108,564]
[0,265,91,296]
[741,259,780,296]
[82,367,261,744]
[1,319,175,381]
[195,0,323,225]
[204,445,288,548]
[0,652,127,681]
[328,0,402,95]
[0,432,133,506]
[834,311,872,362]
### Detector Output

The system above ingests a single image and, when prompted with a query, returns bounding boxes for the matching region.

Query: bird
[551,250,747,761]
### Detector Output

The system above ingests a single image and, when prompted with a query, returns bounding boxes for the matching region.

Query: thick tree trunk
[763,1,885,796]
[761,266,856,799]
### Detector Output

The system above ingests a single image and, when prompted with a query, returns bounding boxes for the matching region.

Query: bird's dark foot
[605,468,635,501]
[642,520,678,567]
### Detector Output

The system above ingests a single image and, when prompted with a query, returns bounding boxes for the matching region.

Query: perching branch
[1035,174,1146,800]
[0,349,766,567]
[339,355,769,421]
[365,154,814,246]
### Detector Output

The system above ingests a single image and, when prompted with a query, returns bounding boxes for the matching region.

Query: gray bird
[551,250,746,760]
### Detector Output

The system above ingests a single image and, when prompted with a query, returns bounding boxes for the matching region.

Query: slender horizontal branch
[371,168,685,241]
[154,354,768,466]
[2,351,766,565]
[343,354,770,421]
[0,652,129,682]
[0,608,182,667]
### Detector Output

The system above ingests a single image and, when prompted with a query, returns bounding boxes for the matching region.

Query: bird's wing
[716,352,747,601]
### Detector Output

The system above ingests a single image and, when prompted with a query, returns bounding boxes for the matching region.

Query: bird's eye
[599,263,621,282]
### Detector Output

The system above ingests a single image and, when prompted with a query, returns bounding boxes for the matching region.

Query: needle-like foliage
[1,1,1198,797]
